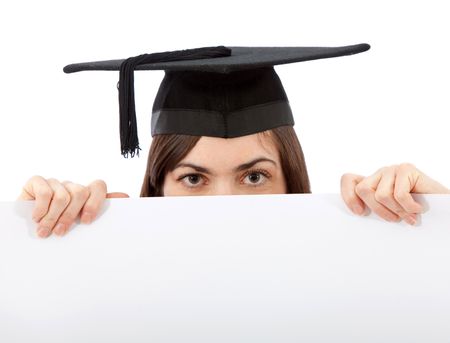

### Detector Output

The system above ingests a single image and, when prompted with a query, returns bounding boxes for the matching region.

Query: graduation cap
[64,44,370,158]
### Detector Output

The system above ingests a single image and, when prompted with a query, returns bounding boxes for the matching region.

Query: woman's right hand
[18,176,129,238]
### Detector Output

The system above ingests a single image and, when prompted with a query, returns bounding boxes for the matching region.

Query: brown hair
[140,126,311,196]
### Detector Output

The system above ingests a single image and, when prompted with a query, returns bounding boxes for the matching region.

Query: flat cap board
[63,44,370,73]
[1,194,450,343]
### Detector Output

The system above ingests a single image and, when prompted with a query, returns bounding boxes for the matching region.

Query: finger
[394,163,423,214]
[18,178,39,200]
[36,179,71,238]
[19,176,54,223]
[355,171,401,222]
[374,167,418,225]
[340,173,366,215]
[80,180,108,224]
[412,165,450,194]
[374,167,408,215]
[52,182,91,236]
[106,192,130,198]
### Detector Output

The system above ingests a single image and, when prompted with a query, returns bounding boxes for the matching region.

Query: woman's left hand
[340,163,450,225]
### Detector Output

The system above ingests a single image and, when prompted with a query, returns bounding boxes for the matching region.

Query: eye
[179,174,206,188]
[242,169,271,186]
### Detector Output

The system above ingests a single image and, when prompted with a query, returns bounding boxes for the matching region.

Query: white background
[1,0,449,200]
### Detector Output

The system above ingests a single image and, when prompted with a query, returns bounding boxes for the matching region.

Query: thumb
[410,171,449,194]
[106,192,130,198]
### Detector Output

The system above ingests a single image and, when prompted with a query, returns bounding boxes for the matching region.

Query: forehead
[181,132,279,164]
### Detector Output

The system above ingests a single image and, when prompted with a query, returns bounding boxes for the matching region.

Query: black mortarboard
[64,44,370,158]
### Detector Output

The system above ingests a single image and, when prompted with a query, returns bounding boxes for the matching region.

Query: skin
[162,134,287,196]
[341,164,450,225]
[18,134,450,238]
[19,179,129,237]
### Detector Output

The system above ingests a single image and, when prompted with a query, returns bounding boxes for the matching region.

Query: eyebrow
[174,157,277,175]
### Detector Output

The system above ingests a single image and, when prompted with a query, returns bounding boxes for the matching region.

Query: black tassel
[118,46,232,158]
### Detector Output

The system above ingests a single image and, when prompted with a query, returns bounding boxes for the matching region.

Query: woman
[19,134,450,238]
[19,45,450,237]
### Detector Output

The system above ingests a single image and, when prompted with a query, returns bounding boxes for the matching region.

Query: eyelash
[242,169,271,186]
[177,174,206,189]
[177,169,272,189]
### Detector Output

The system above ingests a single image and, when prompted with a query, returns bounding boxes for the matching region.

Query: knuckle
[340,173,352,185]
[61,180,74,187]
[70,184,91,199]
[388,165,399,174]
[374,191,391,204]
[40,216,58,228]
[29,175,45,183]
[52,191,71,207]
[79,186,90,199]
[32,206,46,217]
[394,190,408,202]
[83,203,100,215]
[57,213,77,225]
[91,179,107,191]
[396,210,408,218]
[355,183,370,197]
[47,178,60,184]
[340,173,362,190]
[398,162,415,170]
[376,166,389,174]
[340,173,351,181]
[37,188,53,200]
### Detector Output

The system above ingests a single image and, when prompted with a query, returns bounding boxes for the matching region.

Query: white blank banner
[1,194,450,343]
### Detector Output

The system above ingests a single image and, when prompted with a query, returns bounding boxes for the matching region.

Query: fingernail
[81,212,93,224]
[405,215,417,226]
[352,205,363,215]
[54,223,67,236]
[37,227,51,238]
[388,215,401,222]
